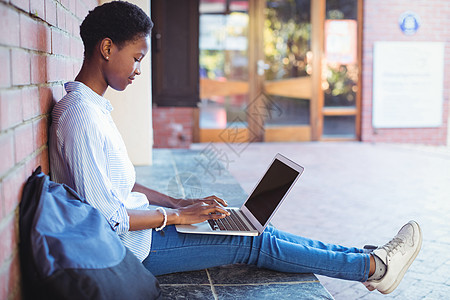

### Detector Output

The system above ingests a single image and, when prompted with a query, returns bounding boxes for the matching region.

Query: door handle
[153,32,162,53]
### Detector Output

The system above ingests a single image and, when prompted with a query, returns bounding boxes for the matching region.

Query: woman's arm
[132,182,181,208]
[132,182,228,208]
[127,201,230,231]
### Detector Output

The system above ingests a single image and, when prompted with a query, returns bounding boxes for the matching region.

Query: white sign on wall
[372,42,444,128]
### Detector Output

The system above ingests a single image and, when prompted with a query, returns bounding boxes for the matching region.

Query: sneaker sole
[381,221,423,294]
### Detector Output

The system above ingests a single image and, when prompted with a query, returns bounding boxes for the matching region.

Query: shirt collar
[64,81,113,113]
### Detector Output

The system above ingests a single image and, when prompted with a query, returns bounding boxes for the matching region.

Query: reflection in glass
[199,1,249,129]
[324,0,358,108]
[199,13,248,81]
[264,96,310,126]
[264,0,311,81]
[323,115,356,137]
[264,0,312,128]
[326,0,357,20]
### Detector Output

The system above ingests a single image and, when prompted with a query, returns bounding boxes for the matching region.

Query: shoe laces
[381,236,406,256]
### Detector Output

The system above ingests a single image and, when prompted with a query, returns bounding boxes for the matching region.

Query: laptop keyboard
[207,209,255,232]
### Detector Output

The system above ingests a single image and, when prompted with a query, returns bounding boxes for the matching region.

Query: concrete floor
[190,142,450,299]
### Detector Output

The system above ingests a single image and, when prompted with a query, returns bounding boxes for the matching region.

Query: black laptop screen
[244,158,299,226]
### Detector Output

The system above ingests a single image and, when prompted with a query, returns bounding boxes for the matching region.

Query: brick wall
[153,107,196,148]
[0,0,98,299]
[361,0,450,145]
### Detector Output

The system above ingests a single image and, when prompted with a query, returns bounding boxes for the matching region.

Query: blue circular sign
[399,11,421,35]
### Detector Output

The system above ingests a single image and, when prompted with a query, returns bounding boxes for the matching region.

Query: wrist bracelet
[155,207,167,231]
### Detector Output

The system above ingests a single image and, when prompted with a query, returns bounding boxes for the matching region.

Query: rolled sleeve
[109,202,130,234]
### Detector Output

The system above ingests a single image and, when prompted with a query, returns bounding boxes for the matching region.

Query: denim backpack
[19,167,161,300]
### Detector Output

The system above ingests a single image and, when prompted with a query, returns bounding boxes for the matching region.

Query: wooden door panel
[200,78,249,99]
[264,77,312,100]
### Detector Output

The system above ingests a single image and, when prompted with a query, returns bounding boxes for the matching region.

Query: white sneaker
[364,220,422,294]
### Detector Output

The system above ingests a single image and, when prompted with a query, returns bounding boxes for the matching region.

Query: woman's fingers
[203,195,228,207]
[198,201,229,217]
[185,195,228,208]
[176,201,229,224]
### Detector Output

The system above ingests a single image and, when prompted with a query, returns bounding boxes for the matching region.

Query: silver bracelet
[155,207,167,231]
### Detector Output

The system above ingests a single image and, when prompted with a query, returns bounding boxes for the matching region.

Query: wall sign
[372,42,445,128]
[399,11,421,35]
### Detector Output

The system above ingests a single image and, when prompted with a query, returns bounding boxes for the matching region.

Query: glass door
[321,0,361,140]
[197,0,361,143]
[198,0,251,143]
[261,0,312,141]
[198,0,312,143]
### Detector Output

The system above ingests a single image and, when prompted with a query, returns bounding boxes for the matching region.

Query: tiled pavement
[155,265,333,299]
[189,142,450,299]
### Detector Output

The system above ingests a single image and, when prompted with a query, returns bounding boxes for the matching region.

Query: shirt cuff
[108,203,130,234]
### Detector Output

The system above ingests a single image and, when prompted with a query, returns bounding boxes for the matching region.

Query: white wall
[101,0,153,165]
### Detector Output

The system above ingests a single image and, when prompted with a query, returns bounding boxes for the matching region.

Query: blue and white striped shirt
[49,81,151,262]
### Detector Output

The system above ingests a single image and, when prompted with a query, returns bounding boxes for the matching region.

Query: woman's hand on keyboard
[173,199,230,225]
[173,195,228,209]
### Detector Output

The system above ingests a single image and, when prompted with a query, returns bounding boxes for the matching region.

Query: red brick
[0,266,8,300]
[39,86,55,115]
[51,28,62,55]
[0,48,11,88]
[2,165,26,216]
[19,13,37,50]
[10,0,29,12]
[63,58,70,79]
[11,49,30,86]
[0,89,22,131]
[361,0,449,146]
[36,21,51,53]
[76,0,89,20]
[0,6,20,47]
[69,14,80,37]
[30,0,45,21]
[31,54,47,84]
[26,148,50,175]
[21,87,39,121]
[0,252,21,300]
[14,122,33,163]
[65,10,73,34]
[52,84,64,102]
[11,285,22,300]
[57,3,66,31]
[60,0,70,10]
[45,0,57,26]
[0,216,17,263]
[62,32,71,57]
[39,148,50,174]
[0,133,14,176]
[73,59,83,76]
[46,55,64,83]
[21,16,51,53]
[73,18,81,40]
[33,117,48,149]
[0,182,2,217]
[86,0,99,9]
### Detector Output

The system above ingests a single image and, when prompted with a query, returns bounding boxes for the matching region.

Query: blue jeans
[142,225,371,281]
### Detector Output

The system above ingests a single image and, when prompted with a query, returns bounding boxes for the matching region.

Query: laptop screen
[244,158,300,226]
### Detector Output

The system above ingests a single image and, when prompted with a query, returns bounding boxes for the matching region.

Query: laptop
[175,153,304,236]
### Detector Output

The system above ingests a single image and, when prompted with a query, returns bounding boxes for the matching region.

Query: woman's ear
[100,38,113,61]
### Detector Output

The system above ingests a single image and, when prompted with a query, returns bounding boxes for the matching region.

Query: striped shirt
[49,81,151,262]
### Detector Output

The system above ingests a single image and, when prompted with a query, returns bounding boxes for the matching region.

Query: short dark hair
[80,1,153,59]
